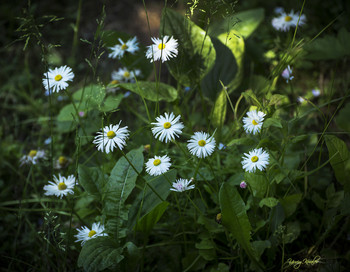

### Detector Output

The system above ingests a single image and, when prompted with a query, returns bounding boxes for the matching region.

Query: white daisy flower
[187,131,216,158]
[43,174,76,198]
[74,222,108,246]
[272,10,306,32]
[93,122,129,154]
[312,89,321,97]
[281,65,294,83]
[145,155,171,176]
[42,65,74,93]
[54,156,71,169]
[108,36,139,59]
[170,178,195,192]
[151,112,184,143]
[243,110,266,135]
[241,148,269,173]
[146,36,178,63]
[20,149,46,166]
[111,67,141,83]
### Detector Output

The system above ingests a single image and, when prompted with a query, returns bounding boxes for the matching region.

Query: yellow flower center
[153,159,161,166]
[58,182,67,191]
[251,156,259,162]
[284,15,292,22]
[107,131,116,139]
[252,119,258,126]
[163,122,171,129]
[158,43,166,50]
[111,80,119,85]
[58,156,67,165]
[198,140,206,147]
[123,71,130,78]
[54,74,63,81]
[29,150,37,158]
[121,44,128,50]
[88,230,97,237]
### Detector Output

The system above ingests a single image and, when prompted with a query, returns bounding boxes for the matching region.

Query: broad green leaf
[57,103,87,122]
[267,94,289,107]
[269,204,285,232]
[263,118,282,129]
[127,170,177,229]
[242,89,263,108]
[259,197,279,208]
[252,240,271,258]
[78,237,123,272]
[335,102,350,133]
[195,239,216,261]
[99,94,123,112]
[118,81,177,102]
[211,88,227,127]
[219,182,263,270]
[135,201,169,235]
[279,194,302,217]
[283,222,300,244]
[244,172,268,198]
[73,84,106,107]
[78,165,105,196]
[209,8,265,39]
[161,8,216,85]
[227,137,255,146]
[103,146,144,237]
[325,135,350,188]
[201,36,239,100]
[305,27,350,60]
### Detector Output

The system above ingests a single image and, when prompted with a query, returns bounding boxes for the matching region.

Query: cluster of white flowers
[241,110,270,173]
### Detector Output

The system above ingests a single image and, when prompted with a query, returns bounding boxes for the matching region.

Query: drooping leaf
[128,170,176,230]
[201,36,239,100]
[325,135,350,189]
[279,194,302,217]
[99,94,123,112]
[209,8,265,39]
[219,182,263,270]
[244,172,268,198]
[259,197,279,208]
[263,118,283,129]
[211,88,227,127]
[135,201,169,235]
[195,239,216,261]
[252,240,271,258]
[78,165,105,196]
[77,237,124,272]
[160,8,216,86]
[103,146,144,237]
[118,81,177,102]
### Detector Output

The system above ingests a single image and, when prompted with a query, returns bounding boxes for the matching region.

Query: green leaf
[242,89,262,108]
[335,102,350,133]
[283,222,300,244]
[78,237,124,272]
[99,94,123,112]
[263,118,282,129]
[227,137,255,146]
[161,8,216,85]
[325,135,350,188]
[201,35,240,100]
[135,201,169,235]
[118,81,177,102]
[57,103,86,122]
[259,197,279,208]
[211,88,227,127]
[195,239,216,261]
[244,172,268,198]
[279,194,302,217]
[78,165,105,196]
[128,170,177,230]
[73,84,106,108]
[103,147,144,237]
[252,240,271,258]
[219,182,263,270]
[209,8,264,39]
